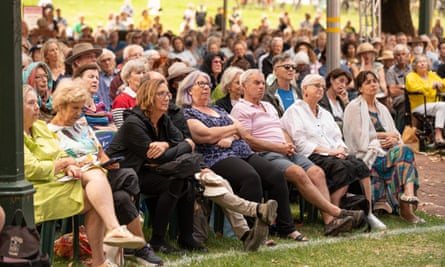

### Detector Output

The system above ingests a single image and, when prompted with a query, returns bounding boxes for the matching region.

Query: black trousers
[139,170,195,245]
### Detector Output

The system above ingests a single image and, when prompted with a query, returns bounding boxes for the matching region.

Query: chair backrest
[95,130,116,152]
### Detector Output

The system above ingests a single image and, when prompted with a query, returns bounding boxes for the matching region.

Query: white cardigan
[343,95,399,165]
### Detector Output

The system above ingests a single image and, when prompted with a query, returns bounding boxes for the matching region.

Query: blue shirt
[277,88,295,111]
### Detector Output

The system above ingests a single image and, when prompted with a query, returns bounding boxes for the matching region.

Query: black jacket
[215,94,233,113]
[318,93,346,121]
[107,106,192,174]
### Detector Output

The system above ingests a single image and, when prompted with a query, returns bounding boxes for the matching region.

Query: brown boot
[324,216,353,236]
[243,218,269,251]
[257,200,278,225]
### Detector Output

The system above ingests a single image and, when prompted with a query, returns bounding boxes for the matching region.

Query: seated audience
[318,68,352,127]
[405,54,445,145]
[281,73,387,230]
[107,79,207,254]
[46,79,163,265]
[23,84,145,267]
[73,64,116,130]
[178,70,320,241]
[111,58,146,128]
[343,71,423,224]
[231,69,366,235]
[23,62,55,122]
[215,66,244,113]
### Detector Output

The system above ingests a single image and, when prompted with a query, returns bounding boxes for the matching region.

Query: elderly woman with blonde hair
[23,82,145,267]
[111,58,147,128]
[215,66,244,113]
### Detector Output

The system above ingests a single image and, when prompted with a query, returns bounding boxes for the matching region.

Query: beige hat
[167,62,195,80]
[194,173,228,197]
[356,42,377,55]
[65,42,102,65]
[371,37,382,44]
[378,50,394,61]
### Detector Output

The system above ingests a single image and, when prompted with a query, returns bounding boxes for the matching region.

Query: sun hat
[408,37,427,47]
[356,42,377,55]
[194,173,228,197]
[167,62,195,80]
[378,50,394,61]
[371,37,382,44]
[65,42,102,65]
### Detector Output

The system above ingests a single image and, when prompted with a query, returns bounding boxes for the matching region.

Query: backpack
[0,209,50,267]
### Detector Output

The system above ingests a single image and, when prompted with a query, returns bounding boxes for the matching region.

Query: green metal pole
[418,0,432,35]
[0,0,36,227]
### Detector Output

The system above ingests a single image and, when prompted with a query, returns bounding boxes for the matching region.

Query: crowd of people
[15,0,445,266]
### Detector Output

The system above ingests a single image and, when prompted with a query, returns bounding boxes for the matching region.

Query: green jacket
[24,120,83,223]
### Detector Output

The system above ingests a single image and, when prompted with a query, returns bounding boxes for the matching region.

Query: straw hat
[65,43,102,65]
[378,50,394,61]
[167,62,195,80]
[356,42,377,55]
[371,37,382,44]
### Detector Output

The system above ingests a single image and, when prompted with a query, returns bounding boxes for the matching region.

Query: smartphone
[100,156,125,167]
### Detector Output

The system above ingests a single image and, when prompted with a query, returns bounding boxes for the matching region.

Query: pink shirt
[231,99,286,145]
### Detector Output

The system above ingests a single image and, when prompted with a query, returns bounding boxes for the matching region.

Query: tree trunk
[381,0,414,36]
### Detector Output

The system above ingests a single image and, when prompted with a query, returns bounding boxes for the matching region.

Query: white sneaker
[368,213,387,230]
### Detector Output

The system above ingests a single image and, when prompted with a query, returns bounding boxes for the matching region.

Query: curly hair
[52,78,89,112]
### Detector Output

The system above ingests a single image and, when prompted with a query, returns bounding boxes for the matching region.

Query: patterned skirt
[371,144,419,203]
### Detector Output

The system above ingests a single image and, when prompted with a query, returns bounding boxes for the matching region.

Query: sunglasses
[277,64,297,71]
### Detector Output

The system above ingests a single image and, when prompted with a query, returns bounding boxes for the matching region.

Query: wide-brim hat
[356,42,377,55]
[378,50,394,61]
[408,37,427,47]
[65,42,102,65]
[194,173,228,197]
[295,41,313,50]
[167,62,195,80]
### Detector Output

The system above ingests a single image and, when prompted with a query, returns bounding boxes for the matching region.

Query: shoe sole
[244,219,269,251]
[134,257,163,266]
[104,237,146,249]
[263,200,278,225]
[324,216,353,236]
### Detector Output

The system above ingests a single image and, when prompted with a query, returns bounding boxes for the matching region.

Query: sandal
[104,225,145,249]
[399,194,419,205]
[287,231,309,242]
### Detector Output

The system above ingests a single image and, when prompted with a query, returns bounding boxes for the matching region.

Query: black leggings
[211,154,295,235]
[140,172,195,245]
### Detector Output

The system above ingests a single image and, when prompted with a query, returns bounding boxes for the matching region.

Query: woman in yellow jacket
[405,54,445,144]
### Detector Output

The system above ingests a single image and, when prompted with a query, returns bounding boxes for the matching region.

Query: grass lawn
[51,208,445,266]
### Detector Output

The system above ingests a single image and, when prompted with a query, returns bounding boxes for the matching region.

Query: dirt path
[415,153,445,218]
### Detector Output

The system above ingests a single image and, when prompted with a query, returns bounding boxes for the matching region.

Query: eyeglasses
[277,64,297,71]
[308,83,325,89]
[156,91,173,99]
[195,81,212,88]
[35,74,49,80]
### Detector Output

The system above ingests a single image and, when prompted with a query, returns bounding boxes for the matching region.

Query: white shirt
[281,99,346,157]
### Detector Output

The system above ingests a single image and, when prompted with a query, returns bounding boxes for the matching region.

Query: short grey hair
[176,70,211,108]
[393,44,410,55]
[412,54,431,72]
[239,69,263,84]
[123,44,143,60]
[98,48,116,61]
[219,66,244,94]
[272,53,292,67]
[301,74,325,92]
[120,58,147,85]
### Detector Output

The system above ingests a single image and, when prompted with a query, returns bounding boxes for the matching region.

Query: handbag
[402,125,419,152]
[0,209,50,267]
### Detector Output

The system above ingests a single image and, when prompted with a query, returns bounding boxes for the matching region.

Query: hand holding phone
[100,156,125,168]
